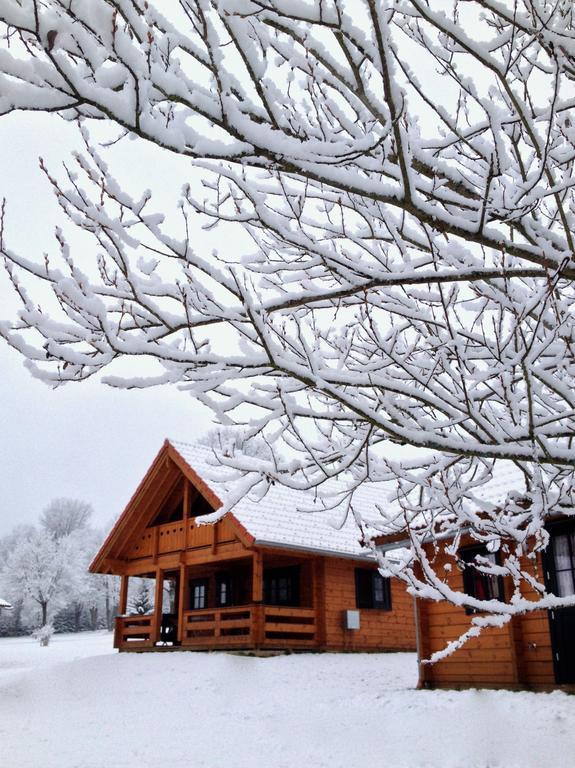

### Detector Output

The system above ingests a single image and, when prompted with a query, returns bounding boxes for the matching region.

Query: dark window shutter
[355,568,373,608]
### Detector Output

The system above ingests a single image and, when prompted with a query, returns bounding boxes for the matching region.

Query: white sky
[0,113,215,537]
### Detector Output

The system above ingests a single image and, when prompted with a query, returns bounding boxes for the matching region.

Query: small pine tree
[128,580,153,615]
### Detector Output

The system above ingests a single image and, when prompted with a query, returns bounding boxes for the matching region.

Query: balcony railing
[126,517,238,559]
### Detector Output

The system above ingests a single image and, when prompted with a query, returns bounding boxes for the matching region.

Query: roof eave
[254,539,375,561]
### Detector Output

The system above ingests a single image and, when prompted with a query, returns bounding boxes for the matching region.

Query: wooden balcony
[114,604,317,651]
[125,517,237,560]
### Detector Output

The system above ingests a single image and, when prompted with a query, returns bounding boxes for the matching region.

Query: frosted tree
[0,519,117,634]
[1,1,575,632]
[0,525,35,634]
[58,526,105,631]
[40,498,93,540]
[1,529,76,627]
[69,527,121,631]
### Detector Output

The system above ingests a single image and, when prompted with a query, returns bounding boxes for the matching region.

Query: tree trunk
[105,580,111,630]
[12,599,23,633]
[41,601,48,626]
[74,602,82,632]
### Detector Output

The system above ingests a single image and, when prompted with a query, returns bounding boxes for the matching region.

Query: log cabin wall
[322,557,416,651]
[419,546,555,689]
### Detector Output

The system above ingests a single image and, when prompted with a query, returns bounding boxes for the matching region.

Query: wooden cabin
[377,517,575,691]
[90,439,416,653]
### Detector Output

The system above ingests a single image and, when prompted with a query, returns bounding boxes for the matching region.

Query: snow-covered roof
[471,462,526,505]
[0,598,12,609]
[376,462,533,553]
[168,442,532,561]
[169,439,381,561]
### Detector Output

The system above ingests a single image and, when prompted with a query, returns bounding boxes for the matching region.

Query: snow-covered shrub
[32,624,54,647]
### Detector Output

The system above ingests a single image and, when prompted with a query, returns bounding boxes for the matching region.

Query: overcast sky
[0,113,216,537]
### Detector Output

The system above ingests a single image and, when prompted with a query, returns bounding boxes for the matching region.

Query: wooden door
[543,520,575,684]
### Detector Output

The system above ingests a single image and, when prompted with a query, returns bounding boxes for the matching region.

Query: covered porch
[114,550,324,652]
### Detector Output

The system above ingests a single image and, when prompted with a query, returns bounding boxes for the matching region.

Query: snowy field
[0,632,573,768]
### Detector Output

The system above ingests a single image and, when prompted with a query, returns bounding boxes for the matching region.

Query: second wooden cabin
[90,439,416,654]
[377,469,575,691]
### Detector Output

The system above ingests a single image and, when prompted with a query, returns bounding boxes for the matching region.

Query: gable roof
[91,438,380,572]
[170,439,380,561]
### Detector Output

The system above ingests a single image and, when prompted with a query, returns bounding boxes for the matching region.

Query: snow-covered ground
[0,632,573,768]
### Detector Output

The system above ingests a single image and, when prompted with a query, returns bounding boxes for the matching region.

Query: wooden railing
[114,614,155,650]
[263,606,316,646]
[182,606,253,646]
[181,604,317,648]
[126,517,238,559]
[116,604,318,651]
[157,521,187,553]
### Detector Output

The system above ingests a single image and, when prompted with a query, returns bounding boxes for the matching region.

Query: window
[264,567,300,606]
[190,578,208,610]
[216,573,233,607]
[550,530,575,597]
[460,546,504,608]
[355,568,392,610]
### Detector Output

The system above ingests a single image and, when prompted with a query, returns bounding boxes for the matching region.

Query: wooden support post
[211,521,218,555]
[252,603,264,650]
[113,617,122,650]
[183,479,190,551]
[252,551,264,648]
[153,568,164,644]
[177,564,187,643]
[118,575,129,616]
[415,596,431,689]
[152,526,159,564]
[252,550,263,602]
[509,616,526,687]
[313,558,326,648]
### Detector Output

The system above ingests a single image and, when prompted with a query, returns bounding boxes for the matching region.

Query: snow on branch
[2,1,575,640]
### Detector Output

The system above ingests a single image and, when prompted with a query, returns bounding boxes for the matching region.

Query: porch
[114,604,317,651]
[113,549,323,652]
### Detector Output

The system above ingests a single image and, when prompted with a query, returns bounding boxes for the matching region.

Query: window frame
[216,573,234,608]
[544,519,575,598]
[355,568,392,611]
[263,566,300,607]
[189,578,209,611]
[459,545,505,612]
